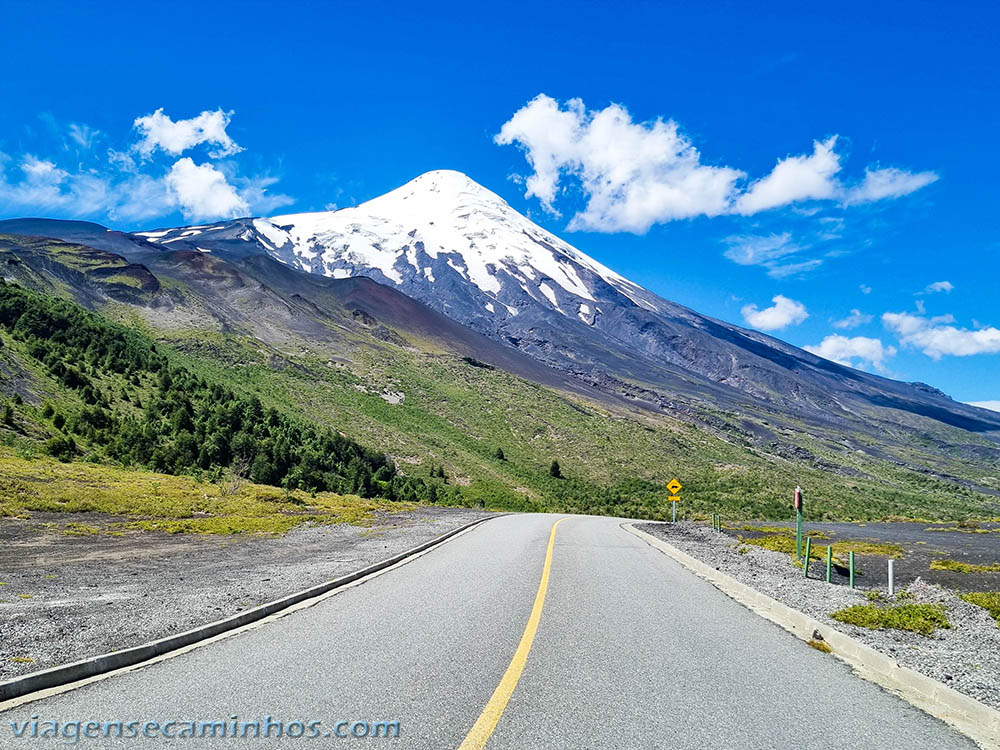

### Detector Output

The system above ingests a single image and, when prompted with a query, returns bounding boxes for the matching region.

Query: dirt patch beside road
[0,506,493,681]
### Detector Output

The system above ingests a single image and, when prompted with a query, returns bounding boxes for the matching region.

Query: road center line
[458,517,565,750]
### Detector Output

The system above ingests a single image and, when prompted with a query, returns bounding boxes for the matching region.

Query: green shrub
[960,592,1000,625]
[930,559,1000,574]
[830,602,950,636]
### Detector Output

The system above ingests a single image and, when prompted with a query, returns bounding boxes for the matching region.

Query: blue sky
[1,0,998,407]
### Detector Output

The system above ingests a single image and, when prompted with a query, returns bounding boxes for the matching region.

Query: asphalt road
[0,514,976,748]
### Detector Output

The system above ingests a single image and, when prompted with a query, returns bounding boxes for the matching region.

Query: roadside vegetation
[929,559,1000,574]
[961,592,1000,625]
[830,601,951,636]
[737,530,903,568]
[0,448,399,534]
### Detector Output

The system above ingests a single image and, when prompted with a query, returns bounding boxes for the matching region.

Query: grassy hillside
[0,237,997,526]
[0,446,401,535]
[163,329,994,522]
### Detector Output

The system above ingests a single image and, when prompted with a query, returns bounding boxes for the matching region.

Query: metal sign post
[666,478,682,523]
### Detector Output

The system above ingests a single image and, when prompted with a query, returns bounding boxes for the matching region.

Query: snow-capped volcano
[137,170,665,331]
[131,170,1000,434]
[265,170,659,316]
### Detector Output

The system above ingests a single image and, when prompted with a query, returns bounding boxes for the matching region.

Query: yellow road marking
[458,517,565,750]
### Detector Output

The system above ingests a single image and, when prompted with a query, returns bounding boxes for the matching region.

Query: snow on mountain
[141,170,667,330]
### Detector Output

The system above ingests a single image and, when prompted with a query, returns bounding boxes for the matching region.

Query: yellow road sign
[666,478,682,494]
[669,495,681,502]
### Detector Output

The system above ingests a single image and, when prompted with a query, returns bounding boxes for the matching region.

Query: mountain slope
[127,171,1000,438]
[1,229,996,520]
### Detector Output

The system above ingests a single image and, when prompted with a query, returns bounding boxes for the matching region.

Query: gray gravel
[639,521,1000,712]
[0,506,492,681]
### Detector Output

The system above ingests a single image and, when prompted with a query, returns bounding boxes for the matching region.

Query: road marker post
[888,559,895,597]
[794,485,804,560]
[803,537,812,578]
[825,545,833,583]
[849,551,856,589]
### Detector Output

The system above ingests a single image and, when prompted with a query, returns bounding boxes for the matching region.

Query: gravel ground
[0,506,492,681]
[638,521,1000,712]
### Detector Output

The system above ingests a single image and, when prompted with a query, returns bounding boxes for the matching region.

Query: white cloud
[230,173,294,215]
[766,259,823,278]
[805,334,896,372]
[741,295,809,331]
[734,137,841,215]
[497,95,938,233]
[967,400,1000,413]
[833,309,873,329]
[0,153,111,216]
[883,311,1000,359]
[134,108,243,159]
[860,284,872,294]
[164,158,249,222]
[495,94,744,232]
[844,167,938,205]
[68,123,100,150]
[0,109,290,224]
[722,233,822,278]
[925,280,954,293]
[723,232,798,266]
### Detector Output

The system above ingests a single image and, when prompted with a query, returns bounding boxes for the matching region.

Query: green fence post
[803,537,812,578]
[825,545,833,583]
[849,551,855,589]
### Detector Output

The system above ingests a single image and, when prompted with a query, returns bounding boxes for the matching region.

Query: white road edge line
[623,522,1000,750]
[0,515,500,712]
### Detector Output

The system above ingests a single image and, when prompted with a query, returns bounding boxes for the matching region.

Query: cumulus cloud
[733,137,841,215]
[833,309,873,330]
[805,334,896,372]
[883,311,1000,359]
[496,95,937,233]
[925,280,954,293]
[495,94,743,232]
[741,295,809,331]
[967,400,1000,413]
[0,109,289,225]
[165,158,249,221]
[134,108,243,159]
[860,284,872,294]
[844,167,939,205]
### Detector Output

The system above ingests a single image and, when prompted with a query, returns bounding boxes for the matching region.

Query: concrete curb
[623,522,1000,750]
[0,513,501,704]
